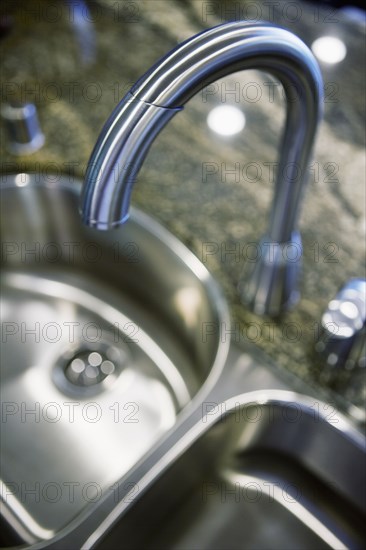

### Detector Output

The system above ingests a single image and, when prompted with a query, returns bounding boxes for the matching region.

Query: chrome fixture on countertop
[1,103,45,155]
[80,21,323,316]
[315,278,366,371]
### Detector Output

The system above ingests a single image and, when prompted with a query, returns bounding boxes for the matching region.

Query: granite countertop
[1,0,365,421]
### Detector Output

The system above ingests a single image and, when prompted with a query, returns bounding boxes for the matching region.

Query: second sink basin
[98,392,366,550]
[0,173,229,544]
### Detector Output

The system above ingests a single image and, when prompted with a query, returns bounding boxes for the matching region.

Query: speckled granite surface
[1,0,365,420]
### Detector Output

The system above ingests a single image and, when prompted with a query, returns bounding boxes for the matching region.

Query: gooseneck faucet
[81,21,323,317]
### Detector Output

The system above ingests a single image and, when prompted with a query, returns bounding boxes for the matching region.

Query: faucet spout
[81,21,323,316]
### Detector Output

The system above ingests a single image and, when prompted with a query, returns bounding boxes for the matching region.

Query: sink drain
[53,340,128,397]
[65,350,117,386]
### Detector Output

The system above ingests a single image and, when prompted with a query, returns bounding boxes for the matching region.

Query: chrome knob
[1,102,45,155]
[315,278,366,370]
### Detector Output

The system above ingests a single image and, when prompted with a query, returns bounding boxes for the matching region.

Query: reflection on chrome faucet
[80,21,323,317]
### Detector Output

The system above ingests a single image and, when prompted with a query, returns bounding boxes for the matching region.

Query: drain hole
[53,341,128,396]
[65,350,117,387]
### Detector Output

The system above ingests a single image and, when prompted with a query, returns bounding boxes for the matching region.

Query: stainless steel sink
[0,173,229,545]
[92,392,366,550]
[1,175,365,550]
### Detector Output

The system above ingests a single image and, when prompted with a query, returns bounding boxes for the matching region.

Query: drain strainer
[53,340,128,397]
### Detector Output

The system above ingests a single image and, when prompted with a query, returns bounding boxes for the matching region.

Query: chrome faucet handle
[81,21,324,317]
[315,278,366,371]
[1,102,45,155]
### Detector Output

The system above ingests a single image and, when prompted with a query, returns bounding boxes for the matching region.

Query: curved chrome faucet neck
[81,21,323,316]
[131,22,321,110]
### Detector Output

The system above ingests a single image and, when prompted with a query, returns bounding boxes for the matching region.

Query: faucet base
[238,231,302,317]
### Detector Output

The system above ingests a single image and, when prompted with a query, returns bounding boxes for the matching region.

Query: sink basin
[97,392,366,550]
[0,173,229,545]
